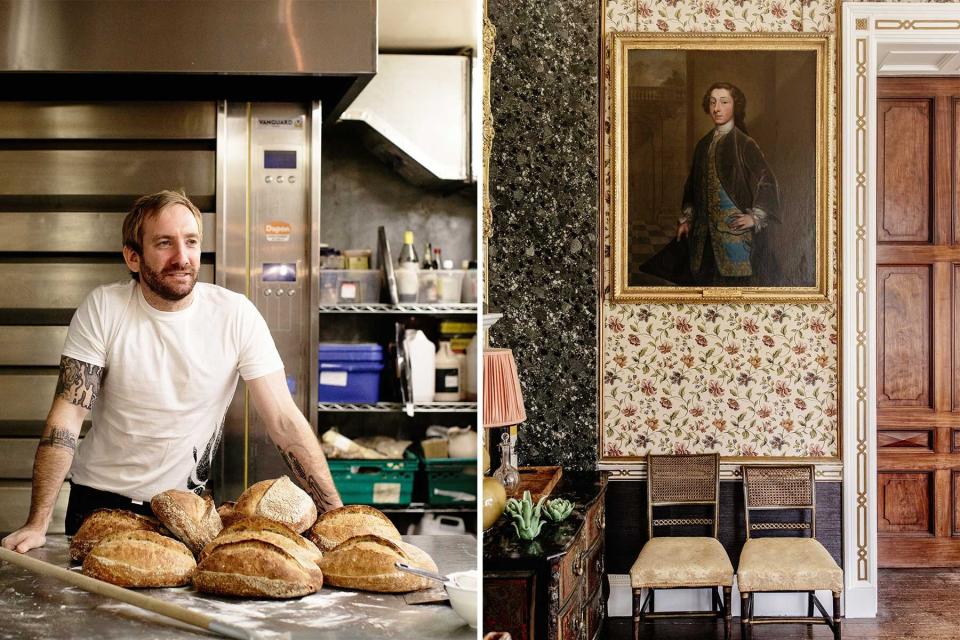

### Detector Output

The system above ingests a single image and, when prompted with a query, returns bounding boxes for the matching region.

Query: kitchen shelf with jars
[316,227,479,531]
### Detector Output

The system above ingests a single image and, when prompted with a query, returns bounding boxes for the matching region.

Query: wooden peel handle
[0,547,252,640]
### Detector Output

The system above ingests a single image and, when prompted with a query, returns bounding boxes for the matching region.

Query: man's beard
[139,261,198,301]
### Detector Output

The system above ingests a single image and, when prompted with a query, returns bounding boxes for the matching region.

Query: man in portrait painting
[676,82,780,286]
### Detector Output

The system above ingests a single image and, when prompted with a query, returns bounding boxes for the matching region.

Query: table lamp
[483,348,527,528]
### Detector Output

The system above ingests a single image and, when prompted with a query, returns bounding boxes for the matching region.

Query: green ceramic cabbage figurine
[506,490,546,540]
[543,498,574,523]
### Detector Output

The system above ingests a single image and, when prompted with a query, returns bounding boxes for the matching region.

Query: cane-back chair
[738,465,842,639]
[629,453,733,639]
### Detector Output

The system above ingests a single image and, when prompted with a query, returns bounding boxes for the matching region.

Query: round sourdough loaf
[194,537,323,598]
[69,509,166,563]
[150,490,222,556]
[233,476,317,534]
[319,534,438,593]
[82,530,196,587]
[307,505,401,552]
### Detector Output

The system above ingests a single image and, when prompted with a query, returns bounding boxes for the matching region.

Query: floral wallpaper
[600,0,840,459]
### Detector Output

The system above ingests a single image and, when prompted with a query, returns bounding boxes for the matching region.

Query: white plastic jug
[405,329,436,403]
[465,333,478,401]
[434,341,462,402]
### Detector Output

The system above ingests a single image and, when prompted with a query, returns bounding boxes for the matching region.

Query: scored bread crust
[194,539,322,598]
[208,516,322,557]
[307,505,401,552]
[150,490,222,556]
[82,530,196,587]
[234,476,317,534]
[319,534,438,593]
[200,529,323,568]
[69,509,165,563]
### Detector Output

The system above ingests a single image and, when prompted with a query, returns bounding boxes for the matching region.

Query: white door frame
[841,1,960,619]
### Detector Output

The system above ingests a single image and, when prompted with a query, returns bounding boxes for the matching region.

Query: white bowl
[444,570,478,628]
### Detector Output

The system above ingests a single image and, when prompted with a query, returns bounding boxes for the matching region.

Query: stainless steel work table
[0,534,476,639]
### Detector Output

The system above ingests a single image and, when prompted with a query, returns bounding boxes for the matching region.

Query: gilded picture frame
[609,32,835,303]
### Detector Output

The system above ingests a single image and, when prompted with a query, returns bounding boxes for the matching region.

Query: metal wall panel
[0,482,69,534]
[0,102,215,139]
[0,326,68,366]
[0,150,214,197]
[0,439,42,478]
[0,212,216,253]
[0,264,214,309]
[0,375,58,422]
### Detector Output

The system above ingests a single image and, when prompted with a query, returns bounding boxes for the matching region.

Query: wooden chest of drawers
[483,472,607,640]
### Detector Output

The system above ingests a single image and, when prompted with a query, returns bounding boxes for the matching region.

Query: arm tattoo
[38,426,78,453]
[276,445,340,512]
[55,356,103,410]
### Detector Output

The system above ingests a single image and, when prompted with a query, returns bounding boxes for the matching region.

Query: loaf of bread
[200,516,323,566]
[150,490,222,555]
[319,535,438,593]
[307,505,401,552]
[82,530,196,587]
[233,476,317,534]
[69,509,165,563]
[194,537,324,598]
[217,501,240,528]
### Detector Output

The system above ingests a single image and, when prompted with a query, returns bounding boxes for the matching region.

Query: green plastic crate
[423,457,478,505]
[328,451,417,506]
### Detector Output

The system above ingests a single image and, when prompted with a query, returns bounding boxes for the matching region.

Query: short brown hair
[701,82,748,134]
[122,191,203,280]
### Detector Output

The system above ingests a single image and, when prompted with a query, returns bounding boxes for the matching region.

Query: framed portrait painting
[609,33,835,303]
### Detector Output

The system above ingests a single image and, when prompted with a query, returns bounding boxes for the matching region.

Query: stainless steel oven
[0,0,376,532]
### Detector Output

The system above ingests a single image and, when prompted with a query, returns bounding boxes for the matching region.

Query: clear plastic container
[461,269,477,303]
[319,270,381,304]
[436,269,464,303]
[418,271,440,303]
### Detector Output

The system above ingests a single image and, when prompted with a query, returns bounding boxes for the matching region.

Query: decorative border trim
[875,19,960,31]
[600,460,843,482]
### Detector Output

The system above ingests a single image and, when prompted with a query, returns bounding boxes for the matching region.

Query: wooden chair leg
[632,588,642,640]
[740,593,750,640]
[833,593,842,639]
[723,586,732,640]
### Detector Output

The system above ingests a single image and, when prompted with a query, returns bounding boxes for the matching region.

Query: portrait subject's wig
[122,190,203,281]
[701,82,748,134]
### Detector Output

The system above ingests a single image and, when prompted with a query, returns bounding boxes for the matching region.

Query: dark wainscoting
[604,480,843,573]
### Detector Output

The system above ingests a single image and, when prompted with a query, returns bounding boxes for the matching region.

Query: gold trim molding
[854,36,868,584]
[875,19,960,31]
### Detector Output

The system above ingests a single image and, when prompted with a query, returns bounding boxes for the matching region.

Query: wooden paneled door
[877,78,960,567]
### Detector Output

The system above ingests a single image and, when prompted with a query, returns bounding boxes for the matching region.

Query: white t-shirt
[63,280,284,501]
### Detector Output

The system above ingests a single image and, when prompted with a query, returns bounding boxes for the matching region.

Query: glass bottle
[493,431,520,497]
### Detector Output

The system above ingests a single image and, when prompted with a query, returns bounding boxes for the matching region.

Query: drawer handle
[571,612,583,639]
[595,556,603,575]
[573,550,586,576]
[595,509,605,531]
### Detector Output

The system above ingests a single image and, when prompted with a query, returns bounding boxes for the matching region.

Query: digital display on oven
[262,263,297,282]
[264,150,297,169]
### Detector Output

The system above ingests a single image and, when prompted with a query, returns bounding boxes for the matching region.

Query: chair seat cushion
[737,537,843,594]
[629,537,734,588]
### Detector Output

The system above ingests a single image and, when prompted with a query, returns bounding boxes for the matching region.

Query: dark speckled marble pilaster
[487,1,600,470]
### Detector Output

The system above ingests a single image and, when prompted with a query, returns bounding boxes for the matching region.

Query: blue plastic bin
[318,343,385,403]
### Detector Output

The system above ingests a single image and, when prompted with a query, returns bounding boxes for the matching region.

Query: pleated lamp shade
[483,348,527,428]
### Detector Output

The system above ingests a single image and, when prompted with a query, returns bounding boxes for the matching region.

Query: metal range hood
[339,54,472,189]
[0,0,377,120]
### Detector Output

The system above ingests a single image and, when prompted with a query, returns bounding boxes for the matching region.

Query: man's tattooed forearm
[55,356,103,409]
[276,446,340,511]
[38,426,78,452]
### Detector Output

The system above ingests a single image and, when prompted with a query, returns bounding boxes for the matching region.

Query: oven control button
[288,176,297,184]
[264,176,272,183]
[264,289,273,296]
[276,176,285,184]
